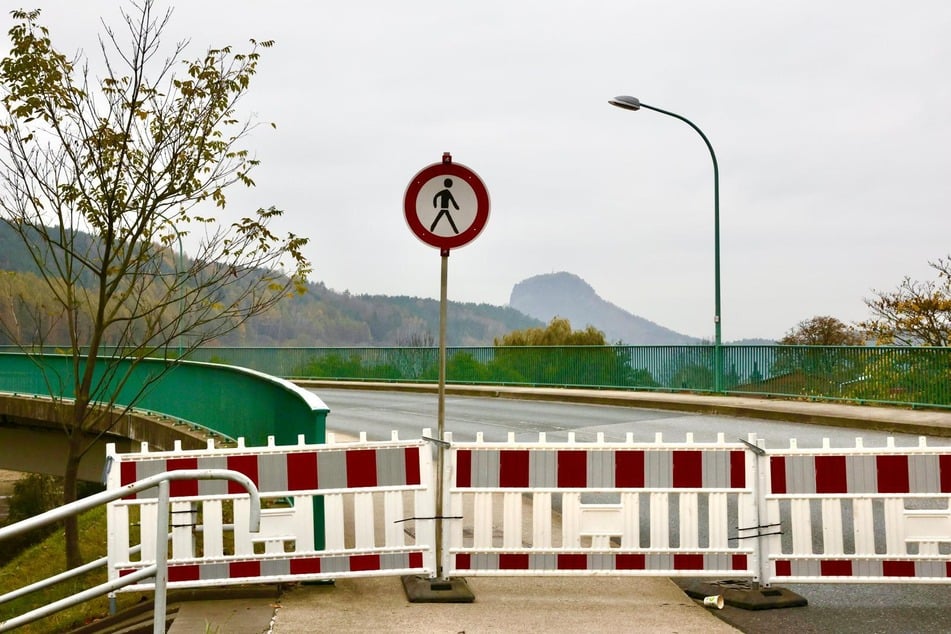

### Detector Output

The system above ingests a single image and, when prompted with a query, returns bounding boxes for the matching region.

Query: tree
[0,474,60,565]
[494,316,607,346]
[779,315,866,345]
[0,4,310,567]
[0,269,69,344]
[775,316,868,398]
[492,317,637,386]
[859,257,951,346]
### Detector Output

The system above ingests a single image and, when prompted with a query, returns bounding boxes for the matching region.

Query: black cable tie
[729,531,783,541]
[735,522,781,531]
[394,515,463,523]
[422,436,451,448]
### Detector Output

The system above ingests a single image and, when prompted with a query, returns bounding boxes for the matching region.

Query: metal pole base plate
[682,579,808,610]
[401,575,475,603]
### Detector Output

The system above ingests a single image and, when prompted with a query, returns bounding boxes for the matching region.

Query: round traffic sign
[404,158,490,251]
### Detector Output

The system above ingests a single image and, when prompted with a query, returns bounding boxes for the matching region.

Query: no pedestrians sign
[404,153,490,251]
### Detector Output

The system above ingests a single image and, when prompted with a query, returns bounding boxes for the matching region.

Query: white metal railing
[0,545,140,608]
[0,469,260,634]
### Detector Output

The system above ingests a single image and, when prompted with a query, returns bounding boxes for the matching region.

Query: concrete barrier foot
[683,579,807,610]
[401,575,475,603]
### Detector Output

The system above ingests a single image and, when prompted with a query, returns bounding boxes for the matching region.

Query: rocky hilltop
[509,272,699,345]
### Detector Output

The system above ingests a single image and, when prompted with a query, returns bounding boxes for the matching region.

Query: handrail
[0,550,121,607]
[0,543,146,608]
[0,469,261,634]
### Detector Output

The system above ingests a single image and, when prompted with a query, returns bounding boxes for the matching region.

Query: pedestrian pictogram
[404,153,490,251]
[431,178,460,234]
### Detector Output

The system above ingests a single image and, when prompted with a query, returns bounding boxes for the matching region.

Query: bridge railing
[0,352,328,446]
[180,345,951,410]
[4,344,949,409]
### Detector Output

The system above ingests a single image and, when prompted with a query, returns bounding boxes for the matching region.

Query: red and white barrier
[442,431,758,577]
[763,436,951,584]
[106,432,435,590]
[105,428,951,590]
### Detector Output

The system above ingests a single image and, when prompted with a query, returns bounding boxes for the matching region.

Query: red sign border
[403,161,490,251]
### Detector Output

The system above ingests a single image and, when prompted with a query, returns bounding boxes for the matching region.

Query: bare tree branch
[0,2,309,567]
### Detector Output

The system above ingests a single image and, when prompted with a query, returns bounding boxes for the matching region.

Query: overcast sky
[14,1,951,341]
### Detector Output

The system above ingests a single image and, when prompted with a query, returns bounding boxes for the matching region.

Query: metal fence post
[753,436,772,585]
[154,479,170,634]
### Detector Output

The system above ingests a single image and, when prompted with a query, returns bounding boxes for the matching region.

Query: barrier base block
[401,575,475,603]
[682,579,807,610]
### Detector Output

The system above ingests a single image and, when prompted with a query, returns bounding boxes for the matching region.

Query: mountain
[509,272,700,345]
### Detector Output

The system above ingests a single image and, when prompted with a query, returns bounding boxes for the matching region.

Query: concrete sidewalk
[165,575,741,633]
[269,575,740,633]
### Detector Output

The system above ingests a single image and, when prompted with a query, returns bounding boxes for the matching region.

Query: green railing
[183,345,951,409]
[0,352,328,445]
[3,345,948,410]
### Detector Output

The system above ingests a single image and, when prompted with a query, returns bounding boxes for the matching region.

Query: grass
[0,506,150,633]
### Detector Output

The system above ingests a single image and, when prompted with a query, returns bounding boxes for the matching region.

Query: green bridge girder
[0,353,328,479]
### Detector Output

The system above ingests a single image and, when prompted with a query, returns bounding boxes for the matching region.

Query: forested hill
[238,283,543,347]
[0,222,540,346]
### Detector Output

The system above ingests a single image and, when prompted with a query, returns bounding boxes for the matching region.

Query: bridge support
[0,394,212,479]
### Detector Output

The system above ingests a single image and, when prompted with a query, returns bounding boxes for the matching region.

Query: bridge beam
[0,394,213,481]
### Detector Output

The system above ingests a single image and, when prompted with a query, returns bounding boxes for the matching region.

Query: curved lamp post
[608,95,723,392]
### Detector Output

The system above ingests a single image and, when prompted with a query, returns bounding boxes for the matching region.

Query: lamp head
[608,95,641,111]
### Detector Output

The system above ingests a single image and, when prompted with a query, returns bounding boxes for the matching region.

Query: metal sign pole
[435,247,448,579]
[401,152,485,600]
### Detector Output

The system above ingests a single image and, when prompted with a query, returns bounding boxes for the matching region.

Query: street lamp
[608,95,723,392]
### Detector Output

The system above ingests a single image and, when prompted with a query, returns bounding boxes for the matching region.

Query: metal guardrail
[0,469,261,634]
[3,344,947,408]
[180,345,951,409]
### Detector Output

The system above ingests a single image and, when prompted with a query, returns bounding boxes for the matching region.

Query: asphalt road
[312,387,951,634]
[314,388,936,448]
